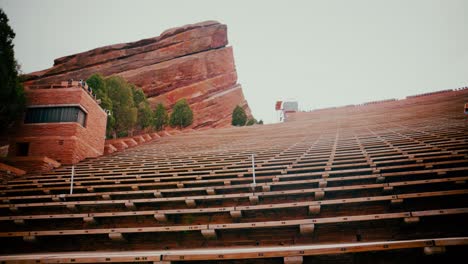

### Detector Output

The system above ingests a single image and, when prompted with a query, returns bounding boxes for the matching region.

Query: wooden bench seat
[5,154,464,188]
[1,237,466,263]
[4,163,468,192]
[0,208,466,240]
[1,174,466,211]
[1,189,466,226]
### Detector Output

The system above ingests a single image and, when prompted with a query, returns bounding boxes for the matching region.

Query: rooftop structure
[0,88,467,263]
[276,100,299,122]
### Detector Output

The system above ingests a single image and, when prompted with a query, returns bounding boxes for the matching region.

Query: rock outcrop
[24,21,251,128]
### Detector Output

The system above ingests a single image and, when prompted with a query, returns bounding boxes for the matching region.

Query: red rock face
[24,21,251,128]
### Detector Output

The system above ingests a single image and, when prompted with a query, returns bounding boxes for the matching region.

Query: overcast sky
[1,0,467,123]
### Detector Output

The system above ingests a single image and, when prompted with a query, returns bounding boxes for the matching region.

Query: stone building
[7,81,107,169]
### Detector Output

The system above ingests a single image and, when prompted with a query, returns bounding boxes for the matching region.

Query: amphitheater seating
[0,88,467,263]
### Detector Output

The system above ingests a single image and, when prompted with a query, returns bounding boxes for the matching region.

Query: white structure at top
[275,100,299,122]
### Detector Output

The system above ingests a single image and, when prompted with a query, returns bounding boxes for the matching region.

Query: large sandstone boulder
[24,21,251,128]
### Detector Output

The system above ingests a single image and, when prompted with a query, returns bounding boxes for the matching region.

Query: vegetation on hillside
[153,103,168,131]
[232,105,262,126]
[231,105,247,126]
[0,8,25,134]
[87,74,153,138]
[87,74,197,137]
[169,99,193,128]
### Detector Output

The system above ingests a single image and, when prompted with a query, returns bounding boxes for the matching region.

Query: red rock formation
[24,21,251,128]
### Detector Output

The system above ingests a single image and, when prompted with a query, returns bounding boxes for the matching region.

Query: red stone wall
[24,21,252,129]
[8,87,107,164]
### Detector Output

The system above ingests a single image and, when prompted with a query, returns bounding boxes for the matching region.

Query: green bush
[106,76,138,138]
[87,74,114,137]
[246,118,257,126]
[137,101,153,130]
[87,74,161,137]
[133,86,153,130]
[154,103,168,131]
[169,99,193,128]
[231,105,247,126]
[87,74,152,138]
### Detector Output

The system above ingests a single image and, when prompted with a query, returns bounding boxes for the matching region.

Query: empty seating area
[0,89,467,263]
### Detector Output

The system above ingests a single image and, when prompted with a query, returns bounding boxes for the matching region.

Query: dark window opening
[16,142,29,156]
[24,106,87,127]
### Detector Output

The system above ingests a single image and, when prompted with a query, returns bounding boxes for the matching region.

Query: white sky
[1,0,467,123]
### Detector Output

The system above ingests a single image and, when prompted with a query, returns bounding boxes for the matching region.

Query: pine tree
[153,103,168,131]
[231,105,247,126]
[105,76,137,138]
[0,8,25,133]
[133,88,153,130]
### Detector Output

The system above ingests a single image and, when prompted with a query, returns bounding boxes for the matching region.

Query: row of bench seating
[1,164,466,207]
[0,237,466,263]
[1,175,466,213]
[1,157,466,197]
[1,207,466,241]
[1,189,465,225]
[0,88,466,261]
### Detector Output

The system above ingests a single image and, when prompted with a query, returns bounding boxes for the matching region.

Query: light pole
[251,154,256,191]
[70,165,75,195]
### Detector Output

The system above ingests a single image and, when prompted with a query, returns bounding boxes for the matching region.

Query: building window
[16,142,29,156]
[24,106,87,127]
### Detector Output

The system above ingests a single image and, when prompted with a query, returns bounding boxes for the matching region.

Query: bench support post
[424,246,446,255]
[308,205,321,215]
[125,202,136,210]
[109,232,126,242]
[230,210,242,219]
[249,195,259,204]
[154,213,168,222]
[83,217,96,224]
[300,223,315,235]
[315,191,325,200]
[284,256,303,264]
[185,199,196,208]
[23,235,37,243]
[66,204,77,211]
[318,180,327,188]
[13,219,25,225]
[404,216,420,224]
[201,229,217,240]
[376,176,386,183]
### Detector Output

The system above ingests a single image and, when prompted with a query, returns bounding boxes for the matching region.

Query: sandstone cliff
[24,21,251,128]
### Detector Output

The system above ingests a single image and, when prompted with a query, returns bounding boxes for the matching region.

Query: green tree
[257,119,264,125]
[87,74,155,137]
[87,73,106,95]
[137,101,153,130]
[86,74,114,138]
[231,105,247,126]
[169,99,193,128]
[153,103,168,131]
[132,88,153,130]
[246,118,257,126]
[132,87,146,106]
[105,76,137,138]
[0,9,25,133]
